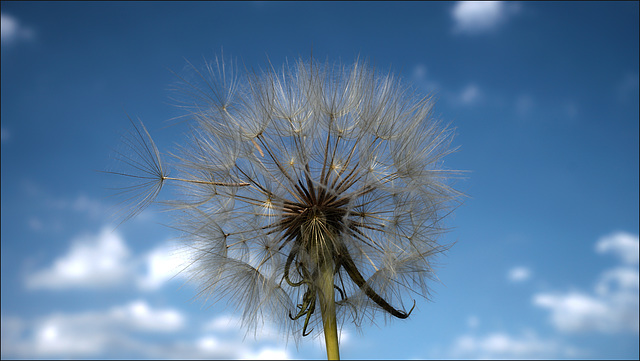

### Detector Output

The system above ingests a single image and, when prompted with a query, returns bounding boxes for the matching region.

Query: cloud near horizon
[1,301,291,359]
[451,330,582,359]
[446,231,638,359]
[6,223,293,359]
[1,300,184,357]
[534,232,639,334]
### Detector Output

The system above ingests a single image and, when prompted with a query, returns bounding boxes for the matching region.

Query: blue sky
[1,1,638,359]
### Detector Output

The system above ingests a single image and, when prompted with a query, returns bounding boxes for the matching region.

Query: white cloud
[191,330,292,360]
[202,314,291,344]
[23,179,155,226]
[26,227,133,290]
[111,300,185,332]
[44,193,111,220]
[8,224,298,359]
[459,84,481,105]
[534,273,639,334]
[451,330,582,359]
[189,335,291,360]
[451,1,518,34]
[177,324,293,359]
[25,225,188,291]
[411,64,441,93]
[241,346,291,360]
[596,267,639,296]
[534,232,639,334]
[1,300,186,358]
[596,231,639,265]
[199,316,293,359]
[137,241,189,291]
[203,314,244,332]
[508,266,531,282]
[201,313,346,358]
[1,13,34,45]
[1,304,297,359]
[534,293,610,332]
[411,66,482,106]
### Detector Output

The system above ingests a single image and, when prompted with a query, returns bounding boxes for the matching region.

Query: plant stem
[319,260,340,360]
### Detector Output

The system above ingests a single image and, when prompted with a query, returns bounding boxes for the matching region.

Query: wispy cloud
[515,94,534,118]
[508,266,532,282]
[42,193,112,220]
[21,180,118,232]
[615,72,639,103]
[411,66,487,107]
[27,217,44,231]
[467,315,480,329]
[22,178,163,234]
[534,232,639,334]
[411,64,441,93]
[458,83,482,105]
[460,84,480,104]
[0,127,10,143]
[451,1,519,35]
[451,330,582,359]
[1,13,35,45]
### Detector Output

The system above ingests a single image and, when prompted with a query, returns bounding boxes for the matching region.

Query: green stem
[319,260,340,360]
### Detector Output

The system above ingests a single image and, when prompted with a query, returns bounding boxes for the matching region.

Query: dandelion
[111,54,461,359]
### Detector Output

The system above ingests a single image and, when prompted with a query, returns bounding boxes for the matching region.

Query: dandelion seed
[110,54,462,359]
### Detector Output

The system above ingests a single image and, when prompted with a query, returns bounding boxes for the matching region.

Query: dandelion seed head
[113,54,462,341]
